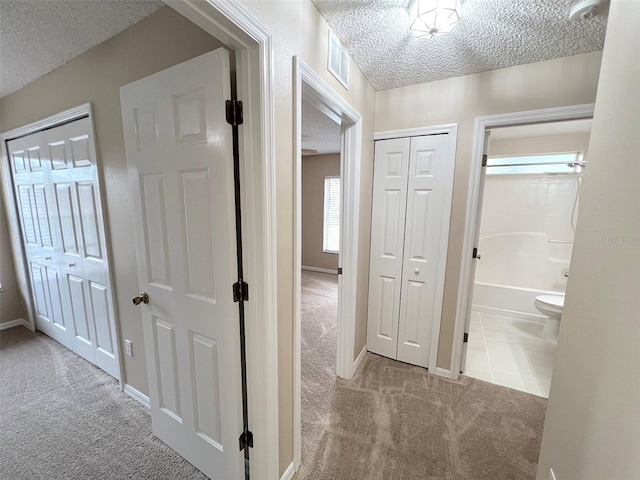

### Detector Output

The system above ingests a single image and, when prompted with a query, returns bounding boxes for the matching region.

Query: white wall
[535,1,640,478]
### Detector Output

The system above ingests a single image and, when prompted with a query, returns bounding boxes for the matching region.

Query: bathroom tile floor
[463,311,556,398]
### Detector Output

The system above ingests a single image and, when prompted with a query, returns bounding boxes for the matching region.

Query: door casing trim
[293,56,363,471]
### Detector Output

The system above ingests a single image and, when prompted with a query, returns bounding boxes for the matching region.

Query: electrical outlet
[125,340,133,357]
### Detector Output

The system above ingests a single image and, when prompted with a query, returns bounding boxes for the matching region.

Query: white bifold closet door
[7,118,120,379]
[367,133,455,369]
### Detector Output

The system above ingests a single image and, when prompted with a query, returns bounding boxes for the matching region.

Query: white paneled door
[366,138,411,359]
[368,133,456,369]
[7,117,120,378]
[120,48,242,480]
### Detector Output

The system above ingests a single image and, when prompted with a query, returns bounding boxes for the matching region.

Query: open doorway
[299,97,342,466]
[293,57,363,471]
[461,117,592,397]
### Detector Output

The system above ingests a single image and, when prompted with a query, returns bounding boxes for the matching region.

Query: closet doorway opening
[293,57,363,471]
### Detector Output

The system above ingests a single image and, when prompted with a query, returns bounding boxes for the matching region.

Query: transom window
[487,152,584,175]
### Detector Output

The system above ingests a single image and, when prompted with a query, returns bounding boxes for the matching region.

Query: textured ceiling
[311,0,608,91]
[302,100,342,154]
[0,0,164,98]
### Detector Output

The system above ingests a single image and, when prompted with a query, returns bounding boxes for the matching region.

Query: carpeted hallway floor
[296,270,547,480]
[0,326,207,480]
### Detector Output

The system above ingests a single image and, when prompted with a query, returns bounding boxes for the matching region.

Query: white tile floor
[464,310,556,398]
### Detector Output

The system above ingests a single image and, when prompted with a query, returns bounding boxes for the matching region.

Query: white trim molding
[451,103,596,381]
[124,384,151,409]
[293,56,363,471]
[301,265,338,275]
[434,367,451,378]
[280,462,296,480]
[353,345,367,374]
[0,318,30,331]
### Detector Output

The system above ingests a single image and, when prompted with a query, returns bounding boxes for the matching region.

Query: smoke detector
[569,0,610,21]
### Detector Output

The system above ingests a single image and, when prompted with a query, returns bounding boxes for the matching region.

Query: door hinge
[463,332,469,343]
[482,154,488,167]
[239,430,253,451]
[337,267,343,275]
[472,247,478,259]
[226,100,244,127]
[233,281,249,302]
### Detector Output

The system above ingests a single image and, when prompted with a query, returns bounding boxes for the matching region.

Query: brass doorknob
[132,292,149,305]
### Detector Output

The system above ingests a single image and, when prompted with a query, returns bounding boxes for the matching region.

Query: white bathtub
[472,282,559,323]
[473,232,569,322]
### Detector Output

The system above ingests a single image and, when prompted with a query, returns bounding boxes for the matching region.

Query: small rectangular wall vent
[328,29,349,90]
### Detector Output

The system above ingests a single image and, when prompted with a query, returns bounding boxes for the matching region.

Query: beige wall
[302,154,340,270]
[490,133,591,158]
[375,51,603,370]
[239,1,376,473]
[0,7,227,394]
[0,192,27,323]
[536,1,640,478]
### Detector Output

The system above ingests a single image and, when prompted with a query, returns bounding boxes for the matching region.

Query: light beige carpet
[297,270,547,480]
[0,326,207,480]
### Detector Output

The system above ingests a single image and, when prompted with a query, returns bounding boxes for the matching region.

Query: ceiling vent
[328,29,350,90]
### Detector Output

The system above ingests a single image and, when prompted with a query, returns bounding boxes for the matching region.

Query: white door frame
[293,56,362,470]
[450,103,596,380]
[0,102,124,383]
[373,124,458,375]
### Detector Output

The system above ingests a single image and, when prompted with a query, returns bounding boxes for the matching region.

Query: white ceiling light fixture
[409,0,462,38]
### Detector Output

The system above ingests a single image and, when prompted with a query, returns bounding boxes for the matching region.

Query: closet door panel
[397,135,450,368]
[367,138,410,359]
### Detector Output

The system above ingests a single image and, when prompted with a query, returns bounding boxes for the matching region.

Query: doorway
[463,119,592,397]
[293,57,363,470]
[451,104,595,389]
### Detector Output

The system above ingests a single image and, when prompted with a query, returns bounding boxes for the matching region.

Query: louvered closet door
[367,138,411,358]
[46,118,120,378]
[8,133,73,349]
[396,134,451,368]
[7,118,120,379]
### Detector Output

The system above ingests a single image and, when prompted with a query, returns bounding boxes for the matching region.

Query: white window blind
[323,176,341,254]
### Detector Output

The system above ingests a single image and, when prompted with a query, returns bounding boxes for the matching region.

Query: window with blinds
[323,176,341,254]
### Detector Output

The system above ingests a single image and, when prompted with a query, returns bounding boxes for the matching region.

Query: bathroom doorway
[462,118,592,397]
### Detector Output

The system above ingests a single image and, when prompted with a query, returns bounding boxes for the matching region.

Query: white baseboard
[0,318,29,331]
[353,345,367,374]
[434,367,452,378]
[301,265,338,275]
[124,384,151,409]
[280,461,295,480]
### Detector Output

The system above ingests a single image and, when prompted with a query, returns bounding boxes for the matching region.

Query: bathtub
[472,232,570,322]
[472,282,558,322]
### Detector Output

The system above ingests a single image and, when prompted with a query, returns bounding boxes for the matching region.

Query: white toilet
[534,294,564,342]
